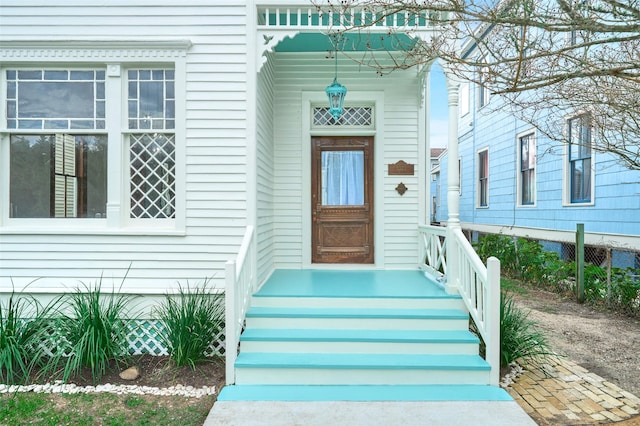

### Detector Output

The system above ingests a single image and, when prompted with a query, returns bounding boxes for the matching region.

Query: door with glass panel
[311,136,374,263]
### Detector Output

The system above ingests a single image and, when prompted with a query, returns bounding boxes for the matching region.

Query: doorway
[311,136,374,263]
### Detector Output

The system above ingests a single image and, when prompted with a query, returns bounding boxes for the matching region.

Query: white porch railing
[419,224,501,386]
[257,4,448,30]
[224,225,256,385]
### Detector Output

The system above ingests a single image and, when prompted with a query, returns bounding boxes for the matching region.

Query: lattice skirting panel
[36,319,226,358]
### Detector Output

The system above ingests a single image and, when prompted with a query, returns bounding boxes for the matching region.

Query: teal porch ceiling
[274,32,417,53]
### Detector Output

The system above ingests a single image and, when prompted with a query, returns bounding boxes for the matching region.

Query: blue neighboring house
[432,73,640,268]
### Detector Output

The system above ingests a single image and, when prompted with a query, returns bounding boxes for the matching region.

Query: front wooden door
[311,136,374,264]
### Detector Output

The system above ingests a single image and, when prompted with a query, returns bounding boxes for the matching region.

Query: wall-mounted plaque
[388,160,415,176]
[396,182,408,196]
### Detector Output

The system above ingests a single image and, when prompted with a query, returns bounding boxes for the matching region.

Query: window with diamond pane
[313,106,373,127]
[130,134,176,219]
[128,68,176,219]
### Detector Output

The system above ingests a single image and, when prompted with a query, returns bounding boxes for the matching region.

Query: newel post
[486,256,501,386]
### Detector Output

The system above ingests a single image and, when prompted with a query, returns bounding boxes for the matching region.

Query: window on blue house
[477,67,490,109]
[478,149,489,207]
[460,82,469,116]
[518,132,536,206]
[567,114,592,204]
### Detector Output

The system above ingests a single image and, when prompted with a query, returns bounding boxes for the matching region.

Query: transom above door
[311,136,374,264]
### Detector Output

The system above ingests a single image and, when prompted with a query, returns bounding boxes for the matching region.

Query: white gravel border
[0,382,216,398]
[499,362,525,389]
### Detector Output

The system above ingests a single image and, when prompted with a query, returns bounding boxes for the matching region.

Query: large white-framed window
[517,131,536,206]
[6,69,108,219]
[477,148,489,207]
[0,42,187,231]
[565,113,594,205]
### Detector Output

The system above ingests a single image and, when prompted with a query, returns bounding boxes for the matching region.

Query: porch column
[419,66,431,225]
[445,76,460,294]
[445,78,460,230]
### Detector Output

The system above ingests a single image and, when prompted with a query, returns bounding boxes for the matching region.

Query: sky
[429,61,449,148]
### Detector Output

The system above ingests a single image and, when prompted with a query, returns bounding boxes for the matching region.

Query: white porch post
[445,77,460,294]
[419,66,431,225]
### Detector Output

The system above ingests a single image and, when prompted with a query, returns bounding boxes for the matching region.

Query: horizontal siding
[0,2,249,292]
[256,53,276,283]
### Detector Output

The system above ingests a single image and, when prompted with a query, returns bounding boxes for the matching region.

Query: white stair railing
[418,224,501,386]
[224,225,256,385]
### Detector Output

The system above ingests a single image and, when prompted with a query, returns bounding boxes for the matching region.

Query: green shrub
[475,234,573,289]
[474,234,517,274]
[611,268,640,314]
[156,282,224,368]
[44,281,136,384]
[500,293,553,367]
[0,290,57,384]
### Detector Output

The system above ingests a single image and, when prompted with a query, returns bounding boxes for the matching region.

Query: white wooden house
[0,0,467,305]
[1,1,507,400]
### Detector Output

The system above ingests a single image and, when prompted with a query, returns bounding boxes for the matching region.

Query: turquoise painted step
[240,328,480,355]
[234,353,491,385]
[250,295,465,310]
[235,352,490,370]
[218,384,513,402]
[245,307,470,330]
[246,307,467,319]
[240,329,479,344]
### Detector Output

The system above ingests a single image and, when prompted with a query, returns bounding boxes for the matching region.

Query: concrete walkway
[204,400,536,425]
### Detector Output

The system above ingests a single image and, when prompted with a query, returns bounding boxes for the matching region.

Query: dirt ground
[510,287,640,398]
[55,355,227,391]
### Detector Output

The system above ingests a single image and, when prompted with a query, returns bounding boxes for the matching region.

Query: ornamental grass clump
[0,290,57,385]
[157,282,224,368]
[500,292,554,367]
[44,280,136,384]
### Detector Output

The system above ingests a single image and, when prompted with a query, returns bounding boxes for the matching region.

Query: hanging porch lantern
[326,36,347,121]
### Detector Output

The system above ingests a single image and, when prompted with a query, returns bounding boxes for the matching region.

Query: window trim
[516,130,537,207]
[563,113,595,206]
[477,66,490,109]
[459,82,470,117]
[0,41,188,232]
[477,148,489,208]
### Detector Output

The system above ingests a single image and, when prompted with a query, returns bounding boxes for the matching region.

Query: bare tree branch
[314,0,640,170]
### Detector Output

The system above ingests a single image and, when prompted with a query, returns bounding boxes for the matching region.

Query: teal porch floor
[254,269,455,299]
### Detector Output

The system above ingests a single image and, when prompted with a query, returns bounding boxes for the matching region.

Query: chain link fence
[471,230,640,316]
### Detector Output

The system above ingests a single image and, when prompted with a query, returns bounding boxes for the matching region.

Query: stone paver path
[507,357,640,425]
